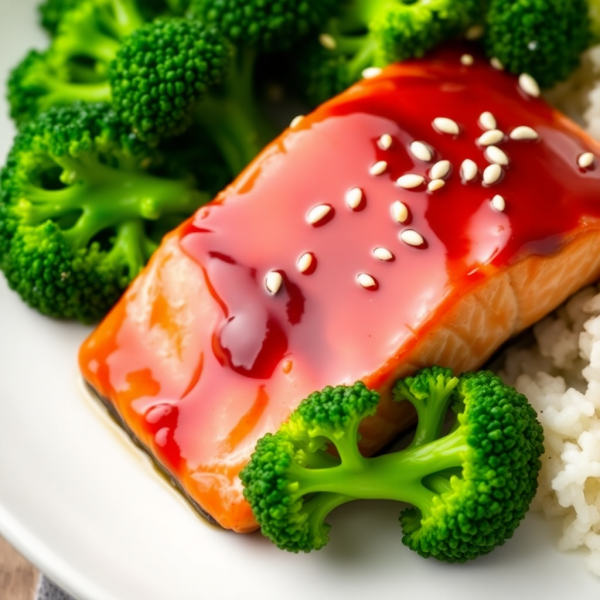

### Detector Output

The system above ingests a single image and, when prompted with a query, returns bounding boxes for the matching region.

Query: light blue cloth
[36,575,76,600]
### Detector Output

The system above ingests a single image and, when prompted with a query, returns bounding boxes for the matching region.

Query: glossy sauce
[80,46,600,532]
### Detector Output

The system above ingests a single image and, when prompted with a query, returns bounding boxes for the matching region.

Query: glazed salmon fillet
[80,47,600,532]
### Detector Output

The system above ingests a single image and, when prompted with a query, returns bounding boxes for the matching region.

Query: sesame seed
[491,195,506,212]
[397,174,425,189]
[483,164,503,185]
[478,129,504,146]
[461,159,478,182]
[519,73,540,98]
[400,230,425,247]
[465,24,484,40]
[378,134,393,150]
[357,273,377,289]
[265,271,283,295]
[433,117,460,136]
[370,161,388,176]
[490,57,504,70]
[479,112,497,131]
[430,160,451,180]
[345,187,363,210]
[485,146,509,166]
[391,201,409,223]
[319,33,336,50]
[510,126,538,141]
[428,179,445,192]
[410,141,433,162]
[297,253,314,273]
[578,152,595,169]
[373,247,394,261]
[461,54,474,66]
[307,204,332,225]
[362,67,382,79]
[290,115,304,128]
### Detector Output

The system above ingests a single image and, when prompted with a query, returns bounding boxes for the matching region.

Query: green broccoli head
[240,368,543,562]
[292,0,486,106]
[240,382,378,552]
[370,0,484,64]
[400,371,543,562]
[0,102,207,322]
[187,0,338,51]
[484,0,592,88]
[110,18,231,142]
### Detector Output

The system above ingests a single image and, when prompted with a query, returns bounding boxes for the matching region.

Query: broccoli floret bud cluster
[241,368,544,562]
[484,0,592,88]
[0,102,207,322]
[111,19,230,141]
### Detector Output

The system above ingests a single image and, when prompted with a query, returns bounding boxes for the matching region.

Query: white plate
[0,2,599,598]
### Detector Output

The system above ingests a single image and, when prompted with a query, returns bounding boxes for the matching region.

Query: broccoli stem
[30,75,112,111]
[336,0,396,33]
[291,428,468,512]
[194,47,276,176]
[163,0,187,15]
[22,154,206,248]
[395,375,459,449]
[107,219,157,277]
[104,0,144,38]
[303,492,356,540]
[55,29,121,65]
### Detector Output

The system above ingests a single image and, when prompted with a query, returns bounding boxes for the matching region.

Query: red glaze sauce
[80,46,600,532]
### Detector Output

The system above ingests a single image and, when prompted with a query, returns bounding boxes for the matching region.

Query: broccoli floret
[9,0,147,125]
[240,368,544,561]
[110,17,277,175]
[484,0,592,89]
[0,102,208,322]
[294,0,486,106]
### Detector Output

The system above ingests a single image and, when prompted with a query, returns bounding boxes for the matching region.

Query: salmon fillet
[79,46,600,532]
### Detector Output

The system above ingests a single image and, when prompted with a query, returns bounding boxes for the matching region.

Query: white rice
[494,48,600,574]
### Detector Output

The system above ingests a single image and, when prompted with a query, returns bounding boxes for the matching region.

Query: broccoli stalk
[192,47,275,175]
[240,368,544,561]
[484,0,592,88]
[0,102,208,323]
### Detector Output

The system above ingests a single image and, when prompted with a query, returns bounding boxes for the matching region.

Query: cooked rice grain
[498,288,600,574]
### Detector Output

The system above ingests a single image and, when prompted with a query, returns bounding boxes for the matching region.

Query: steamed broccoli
[12,0,329,175]
[9,0,147,126]
[240,368,544,561]
[293,0,487,106]
[109,18,257,169]
[110,0,337,169]
[484,0,592,89]
[0,102,209,322]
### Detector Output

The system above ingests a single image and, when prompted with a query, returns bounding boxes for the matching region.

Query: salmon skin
[80,46,600,532]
